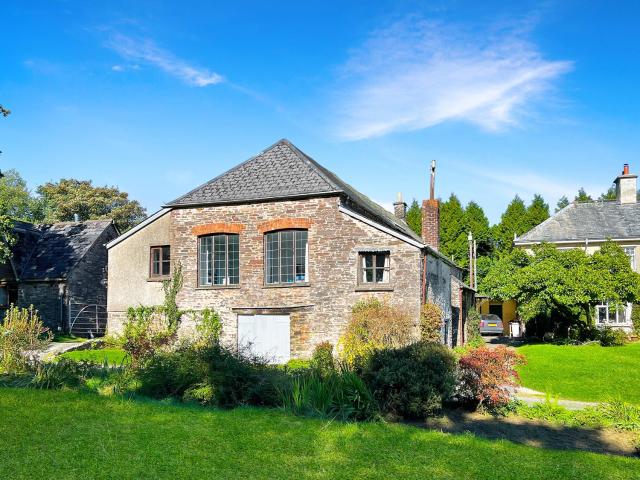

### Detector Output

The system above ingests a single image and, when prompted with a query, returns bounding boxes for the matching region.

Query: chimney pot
[623,163,630,175]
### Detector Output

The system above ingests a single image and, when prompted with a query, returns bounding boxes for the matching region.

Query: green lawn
[517,343,640,404]
[58,348,129,365]
[0,388,636,479]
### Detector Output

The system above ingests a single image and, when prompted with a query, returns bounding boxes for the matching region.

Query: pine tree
[575,188,592,202]
[525,194,550,231]
[439,194,467,265]
[493,195,528,252]
[464,201,492,256]
[555,196,569,212]
[405,199,422,236]
[599,185,616,201]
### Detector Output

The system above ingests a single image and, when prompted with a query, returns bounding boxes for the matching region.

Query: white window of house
[596,302,631,326]
[623,247,636,271]
[358,251,390,284]
[264,230,308,285]
[198,234,240,286]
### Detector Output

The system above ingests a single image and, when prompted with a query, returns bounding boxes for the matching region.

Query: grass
[58,348,129,365]
[0,388,637,479]
[52,333,85,343]
[517,343,640,404]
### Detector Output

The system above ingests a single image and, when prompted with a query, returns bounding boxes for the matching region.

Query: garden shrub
[465,309,483,344]
[457,345,526,411]
[599,326,627,347]
[420,303,442,342]
[0,305,52,374]
[121,306,178,367]
[194,308,222,348]
[632,304,640,335]
[310,342,335,377]
[363,341,457,419]
[280,370,378,421]
[338,297,414,368]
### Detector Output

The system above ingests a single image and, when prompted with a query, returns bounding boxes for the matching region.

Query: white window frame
[596,302,632,326]
[623,246,636,272]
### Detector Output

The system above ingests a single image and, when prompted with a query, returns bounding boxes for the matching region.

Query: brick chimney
[614,163,637,204]
[393,192,407,221]
[422,160,440,250]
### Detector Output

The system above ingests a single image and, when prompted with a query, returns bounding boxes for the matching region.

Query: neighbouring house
[476,297,517,335]
[514,163,639,331]
[0,220,119,336]
[106,139,473,361]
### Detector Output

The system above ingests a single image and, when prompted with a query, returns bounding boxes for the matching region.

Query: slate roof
[515,201,640,244]
[5,220,114,281]
[166,139,424,243]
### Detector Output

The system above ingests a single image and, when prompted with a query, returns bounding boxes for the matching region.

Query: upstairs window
[265,230,308,284]
[624,247,636,271]
[358,251,390,284]
[199,234,240,286]
[150,246,171,278]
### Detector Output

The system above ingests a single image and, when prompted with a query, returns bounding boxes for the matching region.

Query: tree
[37,179,146,232]
[0,169,44,222]
[464,201,492,257]
[405,199,421,237]
[525,194,549,231]
[599,185,616,201]
[575,188,592,202]
[439,194,468,266]
[555,196,569,212]
[481,242,640,337]
[493,195,528,252]
[0,105,9,117]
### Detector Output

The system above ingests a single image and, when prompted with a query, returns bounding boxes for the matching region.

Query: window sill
[355,284,394,292]
[196,285,241,290]
[262,282,311,289]
[147,277,170,283]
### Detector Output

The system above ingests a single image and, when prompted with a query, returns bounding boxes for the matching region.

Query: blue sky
[1,0,639,223]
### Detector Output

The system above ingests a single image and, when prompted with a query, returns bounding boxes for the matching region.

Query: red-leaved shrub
[457,346,526,410]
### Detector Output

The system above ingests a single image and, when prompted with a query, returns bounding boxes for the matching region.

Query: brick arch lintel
[257,218,313,234]
[191,223,246,236]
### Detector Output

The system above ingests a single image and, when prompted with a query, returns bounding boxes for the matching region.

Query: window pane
[295,231,308,282]
[228,234,239,284]
[280,231,294,283]
[364,268,373,283]
[199,237,213,286]
[161,246,170,262]
[213,235,227,285]
[266,232,279,284]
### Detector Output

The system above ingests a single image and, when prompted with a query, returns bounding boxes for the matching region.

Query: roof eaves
[107,208,172,249]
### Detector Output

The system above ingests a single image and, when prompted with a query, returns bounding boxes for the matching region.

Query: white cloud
[105,33,223,87]
[334,18,572,140]
[111,64,124,72]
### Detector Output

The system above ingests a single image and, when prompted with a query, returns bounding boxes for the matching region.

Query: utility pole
[468,232,474,288]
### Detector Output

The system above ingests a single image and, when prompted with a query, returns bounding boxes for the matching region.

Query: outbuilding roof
[515,201,640,244]
[165,139,424,244]
[7,220,114,281]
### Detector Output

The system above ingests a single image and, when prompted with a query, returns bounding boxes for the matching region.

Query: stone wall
[108,196,423,357]
[18,281,66,330]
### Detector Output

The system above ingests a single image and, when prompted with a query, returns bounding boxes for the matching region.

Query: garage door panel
[237,314,290,364]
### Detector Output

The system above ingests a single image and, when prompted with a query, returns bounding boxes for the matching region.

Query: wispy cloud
[334,17,572,140]
[105,33,223,87]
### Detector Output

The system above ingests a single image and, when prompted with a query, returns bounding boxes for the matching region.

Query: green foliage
[465,308,482,344]
[121,306,177,367]
[0,305,52,374]
[194,307,222,347]
[517,399,640,432]
[632,304,640,335]
[363,341,456,419]
[599,185,617,201]
[555,195,570,212]
[37,178,146,232]
[310,342,335,377]
[0,169,44,222]
[464,200,492,256]
[439,194,468,266]
[420,303,443,342]
[280,370,378,421]
[338,298,414,368]
[599,327,627,347]
[481,242,640,337]
[0,215,16,263]
[493,195,528,252]
[574,187,593,202]
[405,199,421,236]
[525,194,550,229]
[162,262,184,329]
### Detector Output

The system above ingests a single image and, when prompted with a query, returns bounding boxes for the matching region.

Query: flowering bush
[457,345,526,410]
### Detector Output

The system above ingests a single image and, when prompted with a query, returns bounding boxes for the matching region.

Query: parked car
[479,314,504,335]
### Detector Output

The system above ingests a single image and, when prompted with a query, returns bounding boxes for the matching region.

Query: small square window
[150,246,171,278]
[359,252,390,284]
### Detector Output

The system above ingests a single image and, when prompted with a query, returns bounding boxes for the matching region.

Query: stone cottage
[0,220,118,336]
[106,139,472,361]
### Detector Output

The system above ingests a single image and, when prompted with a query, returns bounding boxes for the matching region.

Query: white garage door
[237,314,291,364]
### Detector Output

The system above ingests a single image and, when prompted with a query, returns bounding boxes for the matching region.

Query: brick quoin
[257,218,313,233]
[191,223,246,236]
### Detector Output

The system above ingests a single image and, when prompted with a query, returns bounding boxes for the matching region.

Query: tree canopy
[555,195,569,212]
[0,169,44,222]
[405,199,421,237]
[575,187,593,202]
[37,179,146,232]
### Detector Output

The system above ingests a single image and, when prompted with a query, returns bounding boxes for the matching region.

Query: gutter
[514,237,640,247]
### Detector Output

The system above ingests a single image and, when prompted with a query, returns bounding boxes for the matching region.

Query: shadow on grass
[420,409,638,457]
